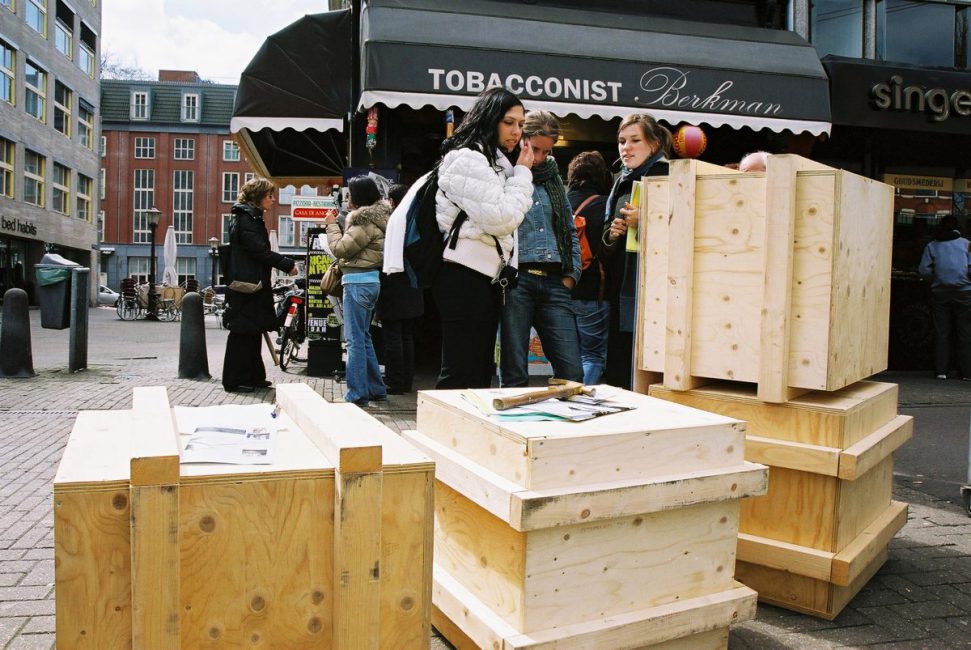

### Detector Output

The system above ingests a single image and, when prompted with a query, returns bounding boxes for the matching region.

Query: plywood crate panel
[638,156,894,402]
[54,384,434,649]
[406,386,768,648]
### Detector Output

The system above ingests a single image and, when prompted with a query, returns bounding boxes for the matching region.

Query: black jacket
[223,203,295,333]
[567,185,609,302]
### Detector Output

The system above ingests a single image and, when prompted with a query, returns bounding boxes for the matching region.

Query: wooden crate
[406,388,768,648]
[54,384,434,649]
[648,381,912,619]
[636,156,894,402]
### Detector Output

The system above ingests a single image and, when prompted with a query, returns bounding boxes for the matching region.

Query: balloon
[673,125,707,159]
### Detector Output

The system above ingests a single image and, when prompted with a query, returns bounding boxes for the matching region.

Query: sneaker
[963,377,971,382]
[936,374,948,380]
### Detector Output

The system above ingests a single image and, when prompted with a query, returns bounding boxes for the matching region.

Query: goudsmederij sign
[881,174,953,192]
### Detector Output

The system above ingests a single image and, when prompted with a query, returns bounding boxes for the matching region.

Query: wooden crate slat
[831,500,907,587]
[838,415,913,480]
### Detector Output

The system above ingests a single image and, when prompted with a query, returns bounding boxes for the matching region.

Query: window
[131,91,148,120]
[0,40,13,105]
[176,257,196,285]
[223,140,240,161]
[55,21,72,59]
[222,172,239,203]
[99,135,106,157]
[878,0,956,66]
[133,169,155,243]
[278,185,295,205]
[811,0,863,58]
[221,214,232,244]
[244,172,255,183]
[278,214,294,246]
[78,42,93,77]
[97,210,104,242]
[128,257,150,284]
[181,93,199,122]
[77,173,92,221]
[52,162,70,215]
[78,100,93,149]
[0,138,13,198]
[134,137,155,159]
[26,0,46,36]
[24,149,45,207]
[173,170,193,244]
[99,167,104,199]
[53,81,71,137]
[174,137,194,160]
[24,60,46,122]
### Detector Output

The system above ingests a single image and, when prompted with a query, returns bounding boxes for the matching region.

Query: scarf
[605,150,666,222]
[531,157,574,274]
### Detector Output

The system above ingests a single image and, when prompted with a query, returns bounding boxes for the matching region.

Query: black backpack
[404,167,467,289]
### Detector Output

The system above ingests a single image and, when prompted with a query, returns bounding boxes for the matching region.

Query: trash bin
[35,253,81,329]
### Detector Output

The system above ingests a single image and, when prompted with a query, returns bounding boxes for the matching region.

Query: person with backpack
[566,151,613,385]
[918,214,971,380]
[601,113,672,389]
[222,177,297,393]
[498,110,583,387]
[323,176,389,406]
[433,87,535,389]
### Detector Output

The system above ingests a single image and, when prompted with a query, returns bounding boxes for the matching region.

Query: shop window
[134,137,155,159]
[24,60,46,122]
[173,170,193,244]
[811,0,863,58]
[174,137,194,160]
[77,173,92,221]
[223,140,240,161]
[182,93,199,122]
[131,90,148,120]
[0,40,13,106]
[176,257,196,285]
[222,172,238,203]
[78,99,94,149]
[133,169,155,243]
[878,0,956,66]
[52,162,70,215]
[128,257,150,284]
[24,149,44,207]
[0,137,13,198]
[53,80,71,137]
[26,0,46,36]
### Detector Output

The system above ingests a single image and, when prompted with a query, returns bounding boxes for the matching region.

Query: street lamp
[208,237,219,287]
[145,206,162,321]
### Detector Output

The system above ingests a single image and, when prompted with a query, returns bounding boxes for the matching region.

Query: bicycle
[274,278,306,372]
[116,278,142,321]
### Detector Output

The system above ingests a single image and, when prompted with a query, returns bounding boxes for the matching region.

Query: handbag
[227,280,262,294]
[491,236,518,303]
[320,262,343,298]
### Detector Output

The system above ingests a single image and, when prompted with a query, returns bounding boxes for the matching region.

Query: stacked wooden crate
[404,388,768,648]
[637,155,910,619]
[54,383,434,649]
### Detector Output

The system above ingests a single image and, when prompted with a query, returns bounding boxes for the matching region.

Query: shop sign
[870,75,971,123]
[954,179,971,193]
[0,216,38,236]
[882,174,953,192]
[291,196,338,221]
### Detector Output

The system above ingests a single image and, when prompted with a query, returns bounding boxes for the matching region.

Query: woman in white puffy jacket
[434,87,535,388]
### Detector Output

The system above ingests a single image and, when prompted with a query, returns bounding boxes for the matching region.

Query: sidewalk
[0,307,969,649]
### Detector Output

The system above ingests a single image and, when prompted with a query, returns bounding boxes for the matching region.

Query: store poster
[305,227,340,340]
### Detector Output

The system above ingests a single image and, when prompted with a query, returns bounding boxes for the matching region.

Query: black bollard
[178,292,211,380]
[0,288,36,378]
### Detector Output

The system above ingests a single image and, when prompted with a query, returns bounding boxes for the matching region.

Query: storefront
[0,213,94,304]
[819,56,971,370]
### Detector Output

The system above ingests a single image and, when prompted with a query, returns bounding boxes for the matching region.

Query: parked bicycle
[273,278,306,371]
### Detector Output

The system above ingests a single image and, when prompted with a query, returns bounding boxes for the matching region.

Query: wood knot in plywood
[208,625,222,639]
[311,590,325,605]
[112,494,128,510]
[371,561,380,580]
[400,595,415,611]
[198,515,216,533]
[250,595,266,612]
[308,617,322,633]
[250,632,261,645]
[580,508,591,519]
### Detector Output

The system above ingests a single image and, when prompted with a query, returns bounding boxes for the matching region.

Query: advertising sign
[304,228,340,340]
[292,196,339,222]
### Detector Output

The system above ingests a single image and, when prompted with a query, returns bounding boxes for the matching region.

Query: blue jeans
[343,282,386,404]
[500,272,583,387]
[572,299,610,385]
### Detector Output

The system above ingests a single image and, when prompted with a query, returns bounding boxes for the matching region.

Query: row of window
[0,137,93,220]
[130,89,203,123]
[1,37,97,148]
[127,256,195,286]
[2,0,97,78]
[128,137,240,162]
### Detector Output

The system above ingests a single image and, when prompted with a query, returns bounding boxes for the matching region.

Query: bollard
[69,267,89,372]
[178,292,211,380]
[0,288,36,378]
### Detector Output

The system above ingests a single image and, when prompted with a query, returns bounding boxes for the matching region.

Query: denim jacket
[517,185,582,282]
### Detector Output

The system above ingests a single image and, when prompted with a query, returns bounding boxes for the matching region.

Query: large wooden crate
[53,384,434,649]
[404,388,768,648]
[649,381,911,619]
[636,156,894,402]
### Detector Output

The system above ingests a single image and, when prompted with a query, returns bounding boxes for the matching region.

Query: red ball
[673,125,707,159]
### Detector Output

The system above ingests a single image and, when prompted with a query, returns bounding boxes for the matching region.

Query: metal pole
[69,267,89,372]
[146,221,159,320]
[211,251,217,288]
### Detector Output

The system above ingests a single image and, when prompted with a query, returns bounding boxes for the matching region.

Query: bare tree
[100,50,153,81]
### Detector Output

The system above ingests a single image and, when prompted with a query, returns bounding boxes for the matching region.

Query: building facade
[0,0,101,303]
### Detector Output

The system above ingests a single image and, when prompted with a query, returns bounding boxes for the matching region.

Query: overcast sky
[102,0,330,85]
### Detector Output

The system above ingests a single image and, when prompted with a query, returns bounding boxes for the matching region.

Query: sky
[102,0,331,85]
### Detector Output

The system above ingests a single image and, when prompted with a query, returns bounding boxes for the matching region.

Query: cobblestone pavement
[0,308,969,649]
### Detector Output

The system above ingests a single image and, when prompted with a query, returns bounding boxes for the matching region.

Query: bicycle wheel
[158,301,178,322]
[117,298,137,321]
[279,329,293,371]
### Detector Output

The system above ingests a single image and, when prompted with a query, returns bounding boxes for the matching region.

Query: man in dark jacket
[222,178,297,392]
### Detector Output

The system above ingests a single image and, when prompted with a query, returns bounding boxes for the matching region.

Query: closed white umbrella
[161,225,178,286]
[269,229,280,284]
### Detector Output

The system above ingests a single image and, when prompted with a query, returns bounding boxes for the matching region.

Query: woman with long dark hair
[601,113,672,389]
[433,87,535,388]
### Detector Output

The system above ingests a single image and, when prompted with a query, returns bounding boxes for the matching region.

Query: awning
[231,10,352,180]
[360,0,831,135]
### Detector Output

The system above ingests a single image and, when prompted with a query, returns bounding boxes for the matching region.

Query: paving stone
[887,599,969,620]
[917,617,971,647]
[20,615,55,634]
[812,623,900,646]
[0,616,27,646]
[6,632,55,649]
[20,561,53,587]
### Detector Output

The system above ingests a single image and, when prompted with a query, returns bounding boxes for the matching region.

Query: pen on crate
[270,403,280,419]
